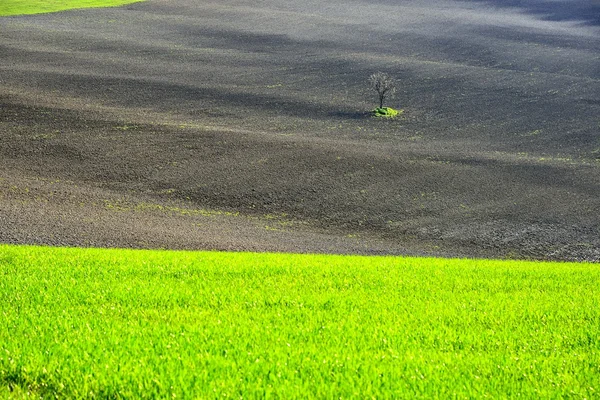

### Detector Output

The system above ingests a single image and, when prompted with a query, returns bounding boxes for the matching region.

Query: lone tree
[369,72,396,109]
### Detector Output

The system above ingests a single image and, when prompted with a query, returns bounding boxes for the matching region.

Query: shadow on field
[328,111,372,120]
[466,0,600,27]
[22,71,352,120]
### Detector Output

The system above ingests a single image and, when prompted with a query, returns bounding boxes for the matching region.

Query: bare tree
[369,72,396,109]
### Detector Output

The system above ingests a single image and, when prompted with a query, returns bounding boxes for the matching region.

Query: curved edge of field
[0,0,145,17]
[1,244,598,398]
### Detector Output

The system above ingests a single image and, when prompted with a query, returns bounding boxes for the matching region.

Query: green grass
[0,0,144,16]
[372,107,402,118]
[1,245,598,398]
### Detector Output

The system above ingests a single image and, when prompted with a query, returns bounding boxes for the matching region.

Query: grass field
[0,0,143,16]
[1,245,598,398]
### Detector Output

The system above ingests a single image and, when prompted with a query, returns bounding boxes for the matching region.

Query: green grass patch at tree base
[372,107,402,118]
[0,0,144,17]
[1,245,599,398]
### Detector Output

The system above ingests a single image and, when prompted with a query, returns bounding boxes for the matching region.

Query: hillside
[1,0,599,260]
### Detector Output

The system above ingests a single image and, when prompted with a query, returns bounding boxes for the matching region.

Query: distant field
[0,0,143,16]
[2,0,599,260]
[1,245,598,398]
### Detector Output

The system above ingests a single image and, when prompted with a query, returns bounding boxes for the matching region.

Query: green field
[1,245,598,398]
[0,0,144,16]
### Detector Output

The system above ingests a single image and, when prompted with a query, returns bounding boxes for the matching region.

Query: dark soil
[1,0,599,261]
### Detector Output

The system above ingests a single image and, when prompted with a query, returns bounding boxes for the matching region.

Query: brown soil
[1,0,599,261]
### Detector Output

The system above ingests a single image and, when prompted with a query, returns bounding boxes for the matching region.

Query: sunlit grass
[1,244,598,398]
[0,0,144,16]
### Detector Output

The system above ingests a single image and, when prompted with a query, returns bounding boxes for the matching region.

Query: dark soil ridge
[1,0,599,261]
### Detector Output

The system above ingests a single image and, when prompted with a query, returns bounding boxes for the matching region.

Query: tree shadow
[328,110,372,120]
